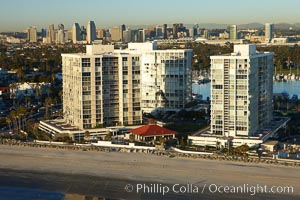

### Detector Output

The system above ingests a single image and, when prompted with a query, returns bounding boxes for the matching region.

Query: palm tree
[6,117,12,131]
[9,83,17,106]
[9,110,18,131]
[45,97,52,118]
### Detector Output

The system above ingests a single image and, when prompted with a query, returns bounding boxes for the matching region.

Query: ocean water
[193,80,300,100]
[0,186,64,200]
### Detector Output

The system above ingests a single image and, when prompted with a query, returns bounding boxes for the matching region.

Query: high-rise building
[62,42,192,128]
[125,43,192,114]
[137,29,146,42]
[123,29,132,43]
[47,24,55,43]
[109,26,122,41]
[81,26,87,40]
[189,28,194,38]
[96,28,105,39]
[62,45,142,128]
[156,25,163,38]
[210,44,273,137]
[56,24,65,44]
[193,24,199,37]
[163,24,168,39]
[86,21,96,44]
[203,29,210,39]
[41,28,46,38]
[27,26,37,43]
[121,24,126,42]
[65,30,73,42]
[229,25,237,40]
[173,24,178,39]
[265,23,274,43]
[72,23,82,43]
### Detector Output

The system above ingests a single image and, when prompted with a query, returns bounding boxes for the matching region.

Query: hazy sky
[0,0,300,31]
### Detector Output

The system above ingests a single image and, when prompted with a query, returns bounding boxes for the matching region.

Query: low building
[9,82,51,99]
[188,135,263,148]
[39,119,140,140]
[128,124,177,142]
[261,140,279,152]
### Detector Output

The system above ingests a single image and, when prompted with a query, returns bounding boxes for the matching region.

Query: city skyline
[1,0,300,32]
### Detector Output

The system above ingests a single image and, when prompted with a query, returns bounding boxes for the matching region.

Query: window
[82,58,90,67]
[95,58,101,67]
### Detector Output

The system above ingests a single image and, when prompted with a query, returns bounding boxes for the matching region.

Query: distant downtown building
[109,25,123,42]
[210,44,273,137]
[61,42,192,129]
[265,23,274,43]
[229,25,237,40]
[86,21,97,44]
[72,23,82,43]
[27,26,37,43]
[47,24,55,43]
[56,24,65,44]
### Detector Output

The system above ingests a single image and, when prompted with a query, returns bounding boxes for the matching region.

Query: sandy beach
[0,144,299,199]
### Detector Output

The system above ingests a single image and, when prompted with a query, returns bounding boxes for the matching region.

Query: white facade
[123,42,192,114]
[210,44,273,137]
[62,46,142,129]
[62,42,192,129]
[265,23,274,43]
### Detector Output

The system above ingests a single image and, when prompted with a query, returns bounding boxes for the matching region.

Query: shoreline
[0,168,298,200]
[0,144,299,199]
[1,139,299,168]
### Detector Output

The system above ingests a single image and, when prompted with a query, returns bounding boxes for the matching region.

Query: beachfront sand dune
[0,145,299,199]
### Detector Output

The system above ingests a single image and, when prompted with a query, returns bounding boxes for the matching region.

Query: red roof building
[129,124,177,142]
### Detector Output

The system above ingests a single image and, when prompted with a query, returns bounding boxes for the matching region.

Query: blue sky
[0,0,300,31]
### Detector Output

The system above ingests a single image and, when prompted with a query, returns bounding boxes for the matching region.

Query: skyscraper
[229,25,237,40]
[81,26,86,40]
[96,28,105,39]
[86,21,96,44]
[123,29,132,43]
[163,24,168,39]
[265,23,274,43]
[203,29,210,39]
[172,24,178,39]
[27,26,37,43]
[210,44,273,137]
[56,24,65,44]
[156,25,163,38]
[137,29,146,42]
[72,23,81,43]
[193,24,199,37]
[109,26,122,41]
[41,28,46,38]
[47,24,55,43]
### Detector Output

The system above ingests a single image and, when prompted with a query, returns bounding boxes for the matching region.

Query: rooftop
[129,124,177,137]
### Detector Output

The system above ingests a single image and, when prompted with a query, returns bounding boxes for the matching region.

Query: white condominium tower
[210,44,273,137]
[125,43,192,114]
[62,42,192,129]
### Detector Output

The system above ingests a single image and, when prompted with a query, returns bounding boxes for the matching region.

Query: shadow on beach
[0,169,298,200]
